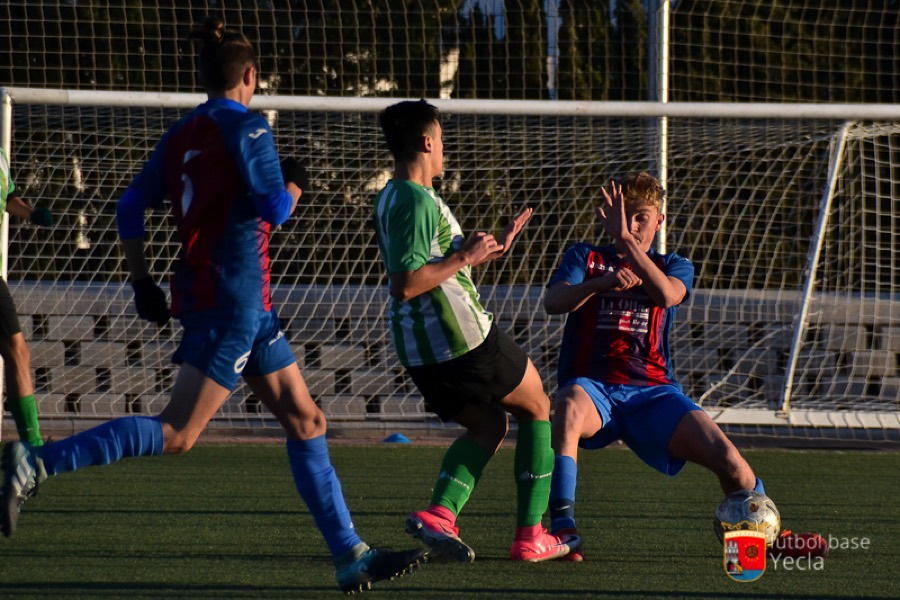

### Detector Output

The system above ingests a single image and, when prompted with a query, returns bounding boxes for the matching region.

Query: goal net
[2,89,899,445]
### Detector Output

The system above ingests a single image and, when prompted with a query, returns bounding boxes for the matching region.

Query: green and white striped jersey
[372,179,492,367]
[0,147,15,215]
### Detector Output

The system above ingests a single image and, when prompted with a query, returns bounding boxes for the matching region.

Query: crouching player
[544,172,826,561]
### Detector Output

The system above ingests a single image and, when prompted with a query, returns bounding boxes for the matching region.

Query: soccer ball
[713,490,781,547]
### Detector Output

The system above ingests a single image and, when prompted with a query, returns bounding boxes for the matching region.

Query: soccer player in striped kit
[0,148,54,448]
[0,17,426,593]
[372,99,580,563]
[545,173,788,561]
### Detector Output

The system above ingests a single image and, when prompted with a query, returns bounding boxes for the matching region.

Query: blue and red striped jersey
[547,243,694,387]
[117,98,294,317]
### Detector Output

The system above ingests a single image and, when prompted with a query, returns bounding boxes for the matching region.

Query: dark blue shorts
[565,377,701,476]
[173,308,297,390]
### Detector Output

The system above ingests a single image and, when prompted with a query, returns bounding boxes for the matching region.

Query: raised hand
[495,207,533,251]
[597,179,631,243]
[460,231,504,267]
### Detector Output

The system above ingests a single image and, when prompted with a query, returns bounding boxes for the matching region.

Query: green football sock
[514,419,553,527]
[7,394,44,447]
[430,437,492,517]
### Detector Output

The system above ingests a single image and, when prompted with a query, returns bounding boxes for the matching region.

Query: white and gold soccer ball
[713,490,782,547]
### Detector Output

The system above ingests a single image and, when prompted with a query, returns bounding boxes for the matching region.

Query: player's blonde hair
[621,172,665,210]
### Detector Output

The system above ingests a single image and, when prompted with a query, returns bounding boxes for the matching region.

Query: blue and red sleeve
[116,135,170,240]
[230,117,294,226]
[662,253,694,299]
[547,244,590,288]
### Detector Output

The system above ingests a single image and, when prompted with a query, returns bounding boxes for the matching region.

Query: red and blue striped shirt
[117,98,293,317]
[548,243,694,387]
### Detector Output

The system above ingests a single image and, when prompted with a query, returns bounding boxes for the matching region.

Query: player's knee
[509,402,548,423]
[292,406,327,439]
[485,408,511,440]
[466,408,509,451]
[553,392,578,419]
[500,366,550,421]
[553,390,589,429]
[505,389,550,421]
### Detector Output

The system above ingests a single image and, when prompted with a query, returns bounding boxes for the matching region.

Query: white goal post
[3,87,900,444]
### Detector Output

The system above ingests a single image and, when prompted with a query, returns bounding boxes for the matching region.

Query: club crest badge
[723,530,766,582]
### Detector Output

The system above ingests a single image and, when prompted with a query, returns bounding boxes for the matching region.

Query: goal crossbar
[2,88,899,445]
[5,87,900,120]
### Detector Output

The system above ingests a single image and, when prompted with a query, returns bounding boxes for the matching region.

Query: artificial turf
[0,444,896,599]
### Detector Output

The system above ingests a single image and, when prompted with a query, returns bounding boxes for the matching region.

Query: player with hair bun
[0,17,426,594]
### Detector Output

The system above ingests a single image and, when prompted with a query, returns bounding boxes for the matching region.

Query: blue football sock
[40,416,164,476]
[549,454,578,531]
[286,436,362,559]
[754,477,766,495]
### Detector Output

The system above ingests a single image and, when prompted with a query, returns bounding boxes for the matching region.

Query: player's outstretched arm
[389,231,502,302]
[544,270,642,315]
[5,195,54,227]
[491,207,533,258]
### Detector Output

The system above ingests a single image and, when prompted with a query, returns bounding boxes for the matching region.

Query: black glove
[131,277,170,326]
[280,158,309,192]
[30,206,54,227]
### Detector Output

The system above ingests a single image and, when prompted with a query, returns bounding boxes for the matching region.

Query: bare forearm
[619,239,684,307]
[544,279,608,314]
[5,195,32,220]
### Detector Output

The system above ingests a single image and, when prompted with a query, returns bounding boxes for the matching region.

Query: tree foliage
[2,0,896,102]
[1,1,898,290]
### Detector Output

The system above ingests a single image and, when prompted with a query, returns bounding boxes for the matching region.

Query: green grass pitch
[0,443,896,599]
